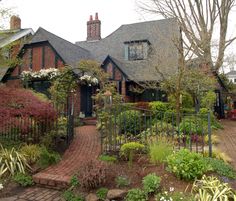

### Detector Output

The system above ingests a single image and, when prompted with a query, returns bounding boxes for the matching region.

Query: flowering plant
[79,74,99,86]
[21,68,60,81]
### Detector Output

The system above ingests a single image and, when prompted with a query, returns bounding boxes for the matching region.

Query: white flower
[0,183,3,190]
[169,187,174,192]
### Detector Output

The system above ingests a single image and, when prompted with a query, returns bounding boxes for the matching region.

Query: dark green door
[81,85,93,117]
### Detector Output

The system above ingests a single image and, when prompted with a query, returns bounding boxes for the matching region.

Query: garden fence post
[207,112,212,157]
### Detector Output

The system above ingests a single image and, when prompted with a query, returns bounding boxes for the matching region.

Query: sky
[1,0,157,43]
[1,0,236,72]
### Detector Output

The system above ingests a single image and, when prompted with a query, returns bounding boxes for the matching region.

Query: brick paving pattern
[33,125,101,188]
[1,187,64,201]
[216,120,236,169]
[1,125,100,201]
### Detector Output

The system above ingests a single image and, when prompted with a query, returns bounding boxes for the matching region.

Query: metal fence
[100,105,212,156]
[0,97,75,148]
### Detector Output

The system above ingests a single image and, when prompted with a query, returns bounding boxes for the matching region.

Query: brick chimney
[87,13,101,41]
[10,15,21,30]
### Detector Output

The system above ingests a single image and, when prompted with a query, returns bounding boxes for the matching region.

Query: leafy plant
[120,142,145,167]
[37,147,61,169]
[20,144,42,165]
[149,101,169,119]
[13,173,34,187]
[115,175,130,187]
[148,138,173,164]
[125,188,147,201]
[99,155,117,163]
[79,160,107,189]
[69,175,80,188]
[192,175,236,201]
[203,157,236,179]
[62,190,84,201]
[117,110,141,135]
[0,145,31,177]
[166,149,210,180]
[96,187,108,201]
[142,173,161,194]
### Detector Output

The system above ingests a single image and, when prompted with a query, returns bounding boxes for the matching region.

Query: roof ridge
[37,27,90,53]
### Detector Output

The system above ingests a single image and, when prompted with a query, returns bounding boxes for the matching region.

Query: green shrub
[117,110,141,134]
[125,188,147,201]
[0,145,30,177]
[163,109,175,123]
[13,173,34,187]
[192,175,236,201]
[37,147,61,169]
[62,190,84,201]
[199,108,222,129]
[201,91,216,110]
[142,173,161,194]
[181,108,195,114]
[203,157,236,179]
[179,117,205,134]
[20,144,42,165]
[166,149,210,180]
[139,121,174,141]
[115,175,130,187]
[99,155,117,163]
[0,139,22,150]
[120,142,145,167]
[148,139,173,164]
[149,101,168,119]
[69,175,80,188]
[96,187,108,200]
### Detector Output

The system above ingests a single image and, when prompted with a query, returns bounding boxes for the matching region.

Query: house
[3,14,180,117]
[0,16,34,83]
[76,13,180,115]
[225,69,236,84]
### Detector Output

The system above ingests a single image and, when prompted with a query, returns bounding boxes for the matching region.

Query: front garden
[0,86,71,198]
[60,141,236,201]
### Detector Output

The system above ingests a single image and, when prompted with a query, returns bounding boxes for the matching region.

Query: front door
[80,85,93,117]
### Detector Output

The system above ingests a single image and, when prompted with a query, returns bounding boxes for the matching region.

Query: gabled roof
[28,27,91,65]
[226,70,236,76]
[76,18,180,82]
[0,28,34,48]
[103,55,160,81]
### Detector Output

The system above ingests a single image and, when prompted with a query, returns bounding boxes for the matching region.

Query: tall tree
[138,0,236,71]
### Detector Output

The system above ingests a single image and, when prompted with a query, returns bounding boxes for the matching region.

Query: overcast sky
[1,0,158,43]
[1,0,236,72]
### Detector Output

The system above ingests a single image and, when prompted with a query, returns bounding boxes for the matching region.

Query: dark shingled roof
[29,27,91,66]
[76,18,180,81]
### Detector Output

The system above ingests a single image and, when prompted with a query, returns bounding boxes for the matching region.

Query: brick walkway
[33,125,101,189]
[1,187,64,201]
[216,120,236,169]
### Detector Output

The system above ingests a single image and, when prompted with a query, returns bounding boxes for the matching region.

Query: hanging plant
[79,74,99,86]
[20,68,60,81]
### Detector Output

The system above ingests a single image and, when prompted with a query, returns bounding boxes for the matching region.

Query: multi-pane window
[124,40,150,61]
[128,43,144,60]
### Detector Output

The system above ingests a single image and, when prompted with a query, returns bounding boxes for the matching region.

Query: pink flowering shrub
[0,86,57,138]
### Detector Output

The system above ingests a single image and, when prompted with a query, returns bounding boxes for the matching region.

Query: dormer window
[124,40,150,61]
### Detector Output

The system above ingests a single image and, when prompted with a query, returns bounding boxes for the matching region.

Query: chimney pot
[87,13,101,41]
[10,15,21,30]
[95,13,99,20]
